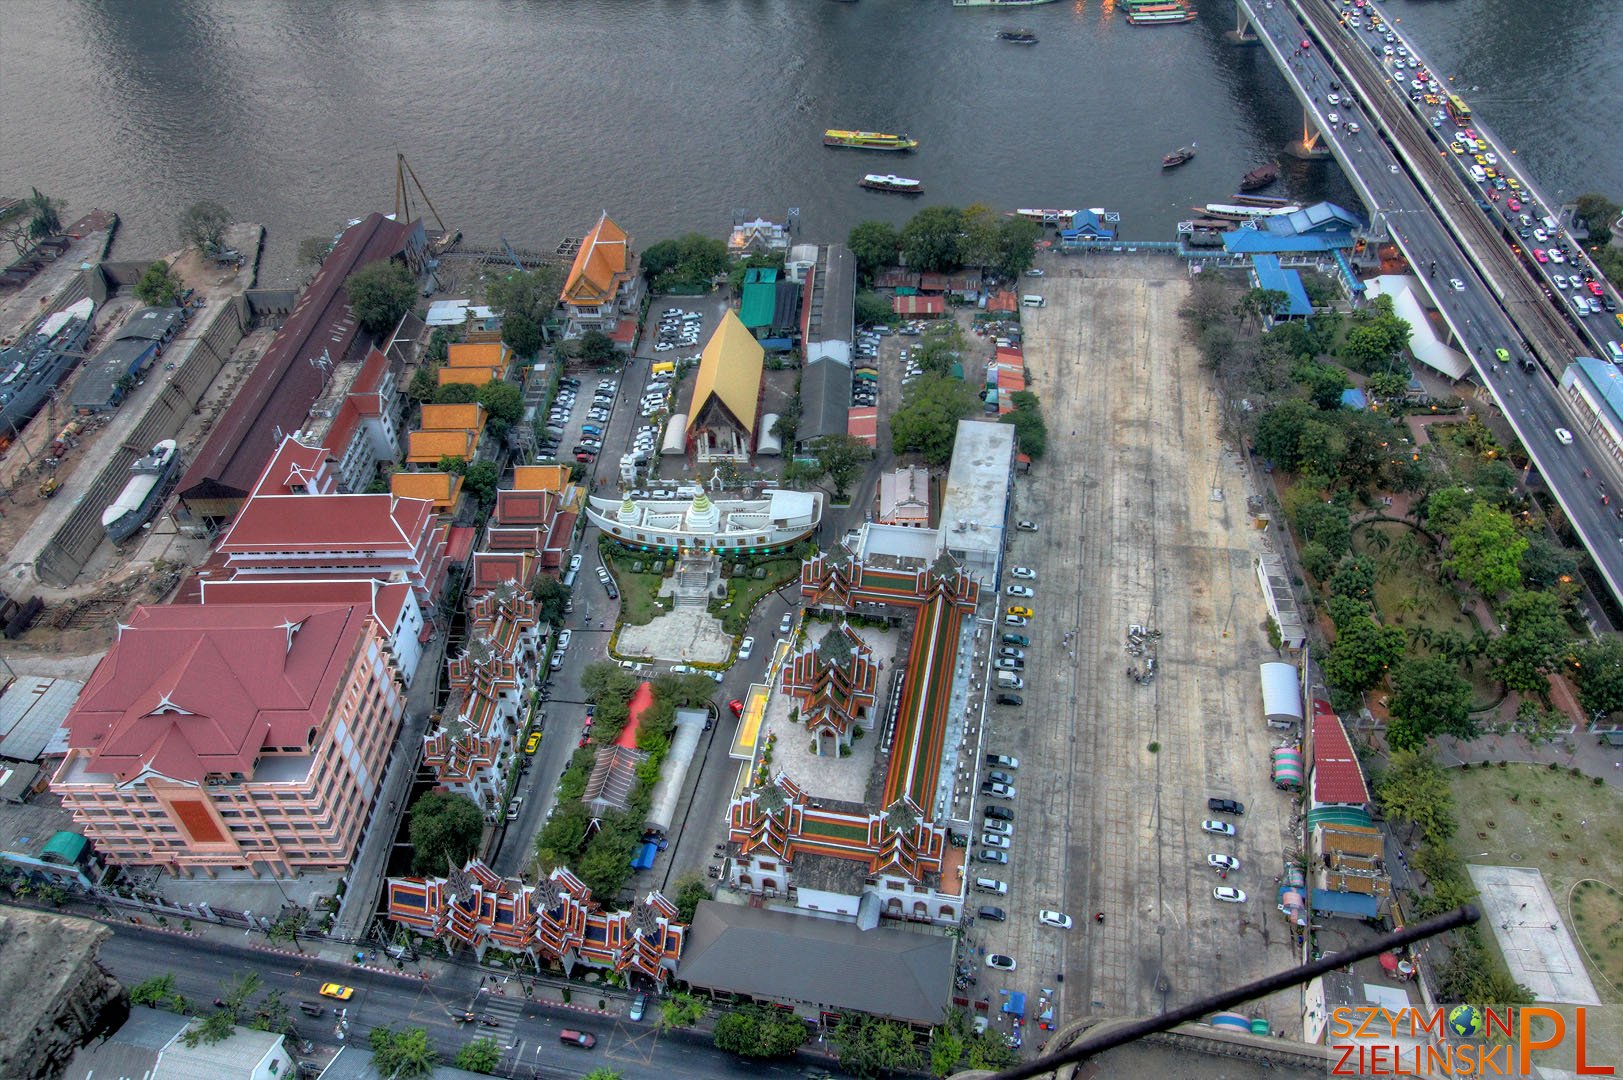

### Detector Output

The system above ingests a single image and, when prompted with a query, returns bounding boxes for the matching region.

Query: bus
[1446,94,1471,124]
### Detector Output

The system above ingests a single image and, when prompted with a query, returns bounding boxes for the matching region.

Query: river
[0,0,1617,285]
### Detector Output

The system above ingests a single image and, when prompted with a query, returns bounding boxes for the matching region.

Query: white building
[584,489,822,554]
[936,421,1016,584]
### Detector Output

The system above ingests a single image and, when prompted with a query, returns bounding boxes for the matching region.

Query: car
[981,781,1016,800]
[559,1029,598,1049]
[1006,605,1033,619]
[1002,632,1030,646]
[984,805,1014,823]
[779,612,794,634]
[1449,278,1465,292]
[1346,122,1360,134]
[557,629,573,651]
[1202,819,1236,836]
[569,554,582,572]
[1533,228,1549,243]
[983,818,1013,836]
[986,753,1020,768]
[986,770,1016,786]
[1208,854,1240,871]
[524,730,542,754]
[1213,887,1248,903]
[994,658,1024,671]
[728,698,744,717]
[982,833,1011,849]
[1015,520,1038,532]
[1005,584,1034,598]
[1038,910,1073,929]
[1010,566,1036,580]
[575,452,595,463]
[1300,38,1310,49]
[738,636,754,661]
[1327,92,1340,105]
[1326,112,1340,125]
[1207,797,1245,815]
[1004,614,1028,627]
[1553,427,1573,445]
[997,647,1025,660]
[978,848,1009,864]
[550,651,565,671]
[507,796,524,820]
[1495,347,1510,364]
[1553,274,1569,291]
[1590,281,1606,297]
[995,692,1023,706]
[986,954,1017,971]
[1550,249,1566,264]
[605,582,618,600]
[1533,249,1548,263]
[1507,198,1522,212]
[627,993,647,1022]
[319,983,355,1000]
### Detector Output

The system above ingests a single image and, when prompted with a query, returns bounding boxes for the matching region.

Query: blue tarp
[1002,991,1026,1017]
[1308,889,1380,919]
[630,842,658,870]
[1340,388,1368,410]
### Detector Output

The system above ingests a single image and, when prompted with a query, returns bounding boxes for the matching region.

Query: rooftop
[0,675,83,762]
[807,243,855,345]
[686,311,765,439]
[937,420,1016,559]
[562,212,635,306]
[221,491,434,552]
[1311,710,1370,805]
[799,356,853,443]
[1250,255,1315,317]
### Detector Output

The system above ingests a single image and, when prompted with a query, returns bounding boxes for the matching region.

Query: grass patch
[713,560,801,635]
[1451,762,1623,1003]
[1571,880,1623,997]
[603,556,667,627]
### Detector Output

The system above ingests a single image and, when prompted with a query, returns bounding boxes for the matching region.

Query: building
[738,266,801,342]
[988,344,1026,416]
[801,243,856,366]
[584,488,822,554]
[582,682,652,814]
[685,311,764,462]
[1362,276,1470,381]
[780,622,878,755]
[51,601,407,878]
[1559,358,1623,471]
[0,675,82,763]
[466,464,581,597]
[387,861,686,984]
[1248,255,1315,323]
[407,402,487,466]
[559,212,644,343]
[302,347,402,493]
[424,299,498,330]
[728,216,792,256]
[797,356,853,447]
[876,466,931,528]
[1303,700,1387,922]
[61,1006,293,1080]
[390,470,463,512]
[175,213,423,530]
[68,306,186,413]
[936,421,1016,584]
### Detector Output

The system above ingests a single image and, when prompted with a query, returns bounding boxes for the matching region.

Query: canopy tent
[1001,991,1026,1017]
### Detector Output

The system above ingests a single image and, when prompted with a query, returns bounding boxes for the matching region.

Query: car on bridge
[1555,428,1574,446]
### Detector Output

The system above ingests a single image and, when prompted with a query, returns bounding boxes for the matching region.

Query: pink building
[51,602,406,879]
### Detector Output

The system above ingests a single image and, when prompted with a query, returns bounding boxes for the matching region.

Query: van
[995,671,1024,690]
[1468,165,1486,184]
[1606,341,1623,365]
[973,877,1008,896]
[650,361,675,375]
[1021,295,1045,308]
[1542,216,1559,233]
[1571,295,1590,318]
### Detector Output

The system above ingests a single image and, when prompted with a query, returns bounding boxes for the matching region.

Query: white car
[1327,112,1340,125]
[985,954,1017,971]
[1038,910,1072,929]
[1015,520,1037,532]
[738,636,754,661]
[1202,820,1236,836]
[982,819,1013,837]
[557,629,572,651]
[1450,278,1465,292]
[1025,268,1044,277]
[981,833,1011,849]
[982,782,1016,800]
[1549,249,1565,264]
[1004,614,1029,627]
[1010,566,1036,580]
[569,554,582,572]
[1554,428,1573,445]
[1213,887,1248,903]
[1207,854,1240,871]
[1346,122,1360,134]
[1005,585,1034,598]
[778,612,794,634]
[1553,274,1569,290]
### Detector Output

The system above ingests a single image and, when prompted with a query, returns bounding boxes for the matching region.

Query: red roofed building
[559,212,644,341]
[891,294,945,317]
[51,602,407,878]
[1310,708,1370,806]
[305,347,402,493]
[780,623,878,755]
[176,213,424,530]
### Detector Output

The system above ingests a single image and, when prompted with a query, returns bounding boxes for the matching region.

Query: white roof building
[936,421,1017,584]
[585,489,823,553]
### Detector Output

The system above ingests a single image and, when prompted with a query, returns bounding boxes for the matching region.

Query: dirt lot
[974,255,1301,1035]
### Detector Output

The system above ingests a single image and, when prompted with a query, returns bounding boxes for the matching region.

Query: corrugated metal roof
[0,676,84,762]
[799,357,852,442]
[1311,711,1369,805]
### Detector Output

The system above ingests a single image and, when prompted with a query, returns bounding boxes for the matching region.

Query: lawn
[713,559,801,635]
[603,554,668,627]
[1451,762,1623,1003]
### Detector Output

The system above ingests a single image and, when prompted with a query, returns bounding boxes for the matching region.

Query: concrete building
[728,216,791,256]
[876,466,931,528]
[302,347,402,493]
[584,488,822,554]
[61,1006,293,1080]
[559,212,644,343]
[51,601,407,878]
[800,243,855,366]
[407,402,487,466]
[936,420,1016,584]
[686,311,764,462]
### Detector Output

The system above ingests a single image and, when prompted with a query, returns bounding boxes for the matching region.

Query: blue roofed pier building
[1559,357,1623,471]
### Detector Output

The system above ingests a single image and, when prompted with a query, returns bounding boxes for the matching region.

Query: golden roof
[686,310,765,439]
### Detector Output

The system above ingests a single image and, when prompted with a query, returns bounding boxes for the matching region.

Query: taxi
[525,731,542,754]
[319,984,354,1000]
[1006,605,1034,619]
[1450,144,1465,155]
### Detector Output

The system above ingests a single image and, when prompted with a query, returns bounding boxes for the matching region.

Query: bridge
[1229,0,1623,614]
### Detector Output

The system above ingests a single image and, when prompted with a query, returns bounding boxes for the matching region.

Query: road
[94,923,849,1080]
[1236,0,1623,613]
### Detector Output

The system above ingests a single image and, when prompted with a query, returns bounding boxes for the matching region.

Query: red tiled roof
[249,438,331,499]
[987,291,1018,313]
[178,214,416,504]
[447,525,478,565]
[68,603,372,784]
[1311,712,1370,804]
[221,493,433,552]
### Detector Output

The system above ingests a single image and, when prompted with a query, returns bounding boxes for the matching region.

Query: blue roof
[1249,255,1314,317]
[1567,357,1623,424]
[1002,991,1027,1016]
[1340,388,1369,410]
[1309,889,1380,919]
[1060,209,1114,240]
[1267,201,1364,235]
[1223,230,1350,254]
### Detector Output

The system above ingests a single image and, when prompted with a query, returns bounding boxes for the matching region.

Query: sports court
[1467,865,1600,1005]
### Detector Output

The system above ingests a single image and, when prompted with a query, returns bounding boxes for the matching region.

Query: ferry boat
[860,174,924,194]
[1128,8,1198,23]
[1202,202,1303,219]
[102,439,179,543]
[1239,162,1280,191]
[0,298,94,439]
[1162,146,1196,169]
[823,129,919,151]
[1229,193,1293,208]
[952,0,1059,7]
[996,28,1039,43]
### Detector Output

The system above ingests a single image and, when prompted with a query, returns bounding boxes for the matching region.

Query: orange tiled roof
[437,365,501,387]
[391,471,463,509]
[407,429,477,463]
[446,342,510,368]
[512,464,571,492]
[562,213,632,306]
[420,403,487,432]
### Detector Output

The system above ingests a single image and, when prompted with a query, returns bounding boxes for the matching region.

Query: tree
[993,216,1042,279]
[408,791,484,874]
[1520,534,1578,591]
[1367,370,1409,400]
[1295,500,1352,560]
[1489,589,1570,694]
[576,826,638,899]
[1300,541,1336,583]
[486,265,564,324]
[433,382,479,404]
[813,434,874,501]
[830,1013,924,1078]
[297,235,334,267]
[930,1028,967,1078]
[848,220,901,277]
[658,991,706,1031]
[1298,360,1349,410]
[534,577,570,627]
[1567,634,1623,720]
[1573,193,1621,238]
[855,290,893,327]
[181,1010,238,1047]
[1388,656,1475,744]
[641,238,683,282]
[1422,486,1478,535]
[1235,287,1290,327]
[130,973,177,1008]
[1252,400,1317,471]
[900,205,964,273]
[370,1025,439,1080]
[346,260,417,337]
[501,310,543,359]
[1374,749,1455,845]
[1442,502,1526,598]
[1001,389,1047,458]
[578,329,617,364]
[25,187,62,243]
[437,454,469,475]
[454,1037,502,1074]
[712,1006,809,1058]
[1328,555,1377,603]
[1323,613,1405,695]
[178,200,231,251]
[462,461,500,506]
[135,260,183,306]
[889,373,982,466]
[956,203,1002,270]
[476,379,524,433]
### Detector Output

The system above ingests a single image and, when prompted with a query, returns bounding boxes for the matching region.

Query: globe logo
[1448,1004,1484,1039]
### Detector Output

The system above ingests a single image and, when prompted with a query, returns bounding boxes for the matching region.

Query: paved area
[615,608,731,663]
[967,255,1298,1039]
[1468,864,1601,1005]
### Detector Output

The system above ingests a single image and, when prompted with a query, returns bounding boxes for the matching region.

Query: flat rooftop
[937,420,1015,559]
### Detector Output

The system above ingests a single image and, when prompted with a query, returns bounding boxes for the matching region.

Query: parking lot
[968,256,1300,1035]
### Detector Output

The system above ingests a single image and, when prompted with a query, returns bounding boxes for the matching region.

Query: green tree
[1000,389,1047,458]
[1388,656,1475,744]
[130,973,177,1008]
[813,434,875,501]
[1519,534,1578,591]
[848,220,901,277]
[900,205,965,273]
[1253,400,1317,471]
[177,200,231,251]
[1295,500,1352,559]
[914,323,966,377]
[1323,613,1406,695]
[1573,193,1621,238]
[433,381,479,404]
[534,577,570,626]
[993,215,1042,279]
[462,461,500,506]
[407,363,441,403]
[408,791,484,874]
[855,290,893,327]
[576,826,638,899]
[889,373,982,467]
[476,379,524,433]
[486,265,564,323]
[501,310,543,359]
[582,1070,625,1080]
[298,235,334,267]
[454,1036,502,1074]
[1235,287,1290,327]
[956,203,1002,270]
[658,991,706,1031]
[1374,749,1455,845]
[640,238,683,282]
[930,1028,967,1078]
[830,1013,924,1078]
[436,454,469,475]
[1300,541,1336,583]
[24,187,62,243]
[369,1025,439,1080]
[578,329,618,363]
[1566,634,1623,720]
[1297,360,1349,410]
[1422,486,1478,535]
[712,1006,809,1058]
[346,260,417,337]
[1488,589,1570,694]
[1328,555,1377,603]
[1442,502,1526,598]
[181,1010,238,1047]
[1367,370,1410,400]
[134,260,184,306]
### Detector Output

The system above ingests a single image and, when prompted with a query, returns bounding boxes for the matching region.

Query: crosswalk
[475,992,526,1045]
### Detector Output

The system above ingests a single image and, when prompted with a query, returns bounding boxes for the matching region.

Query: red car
[575,452,595,463]
[1589,281,1605,297]
[1533,249,1548,263]
[1507,198,1522,211]
[728,699,744,717]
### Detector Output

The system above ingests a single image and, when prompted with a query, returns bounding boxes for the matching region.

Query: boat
[101,439,179,543]
[1202,202,1303,219]
[823,129,919,151]
[1128,8,1198,23]
[996,28,1039,43]
[1239,162,1280,191]
[860,174,924,194]
[1162,146,1196,169]
[952,0,1059,7]
[1229,193,1293,208]
[0,298,94,439]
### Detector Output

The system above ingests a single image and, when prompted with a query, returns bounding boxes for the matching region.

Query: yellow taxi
[1006,605,1034,619]
[319,983,354,1000]
[525,731,542,754]
[1450,144,1465,155]
[1473,154,1487,165]
[1506,178,1521,190]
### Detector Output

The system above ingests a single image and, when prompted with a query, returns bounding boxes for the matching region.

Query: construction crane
[394,153,448,235]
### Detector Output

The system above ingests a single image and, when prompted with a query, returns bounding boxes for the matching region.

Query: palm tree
[1405,625,1435,651]
[25,187,61,243]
